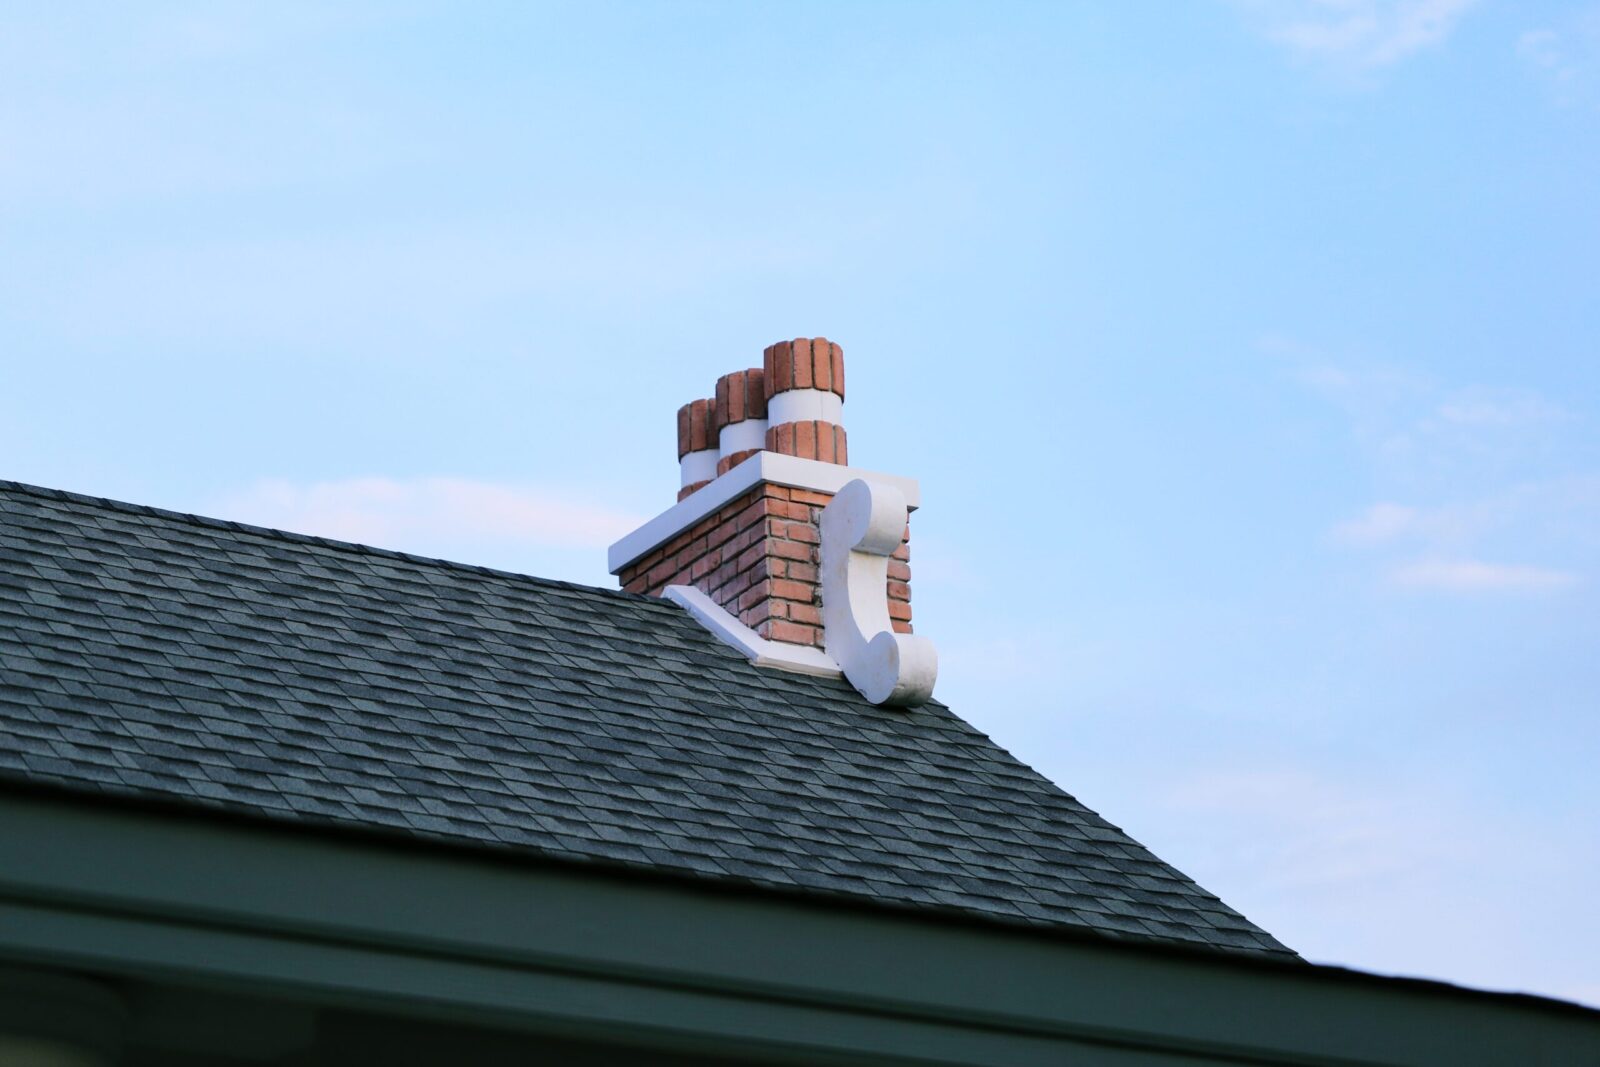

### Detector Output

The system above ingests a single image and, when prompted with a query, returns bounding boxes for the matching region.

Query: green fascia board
[0,789,1595,1066]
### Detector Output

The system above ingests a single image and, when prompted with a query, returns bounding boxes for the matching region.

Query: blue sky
[4,0,1598,1006]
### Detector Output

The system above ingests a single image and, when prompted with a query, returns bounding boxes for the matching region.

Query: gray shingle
[0,480,1293,957]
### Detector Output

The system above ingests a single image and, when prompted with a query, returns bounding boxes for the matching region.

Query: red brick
[725,528,755,558]
[737,543,766,572]
[795,419,816,459]
[690,398,714,452]
[892,542,910,561]
[746,368,767,417]
[887,581,911,602]
[717,448,758,476]
[768,620,819,646]
[888,601,913,622]
[830,342,845,401]
[766,340,792,397]
[790,489,833,507]
[793,339,813,389]
[781,521,819,544]
[677,403,692,459]
[786,561,818,583]
[738,580,772,611]
[704,522,736,552]
[786,601,822,625]
[815,423,835,463]
[811,336,832,393]
[734,495,770,528]
[834,424,848,465]
[623,575,648,595]
[891,619,913,634]
[888,560,911,582]
[771,578,814,601]
[771,540,813,563]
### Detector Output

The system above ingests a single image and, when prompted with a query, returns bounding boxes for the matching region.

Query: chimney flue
[676,398,717,501]
[764,338,846,464]
[715,368,766,476]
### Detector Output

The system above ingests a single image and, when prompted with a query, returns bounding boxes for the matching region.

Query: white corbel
[819,479,938,706]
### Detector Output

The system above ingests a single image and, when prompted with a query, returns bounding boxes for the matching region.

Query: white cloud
[1390,559,1579,592]
[1433,388,1567,428]
[1239,0,1478,70]
[1518,28,1567,72]
[1331,502,1422,545]
[1329,498,1485,548]
[213,476,643,556]
[1517,8,1600,110]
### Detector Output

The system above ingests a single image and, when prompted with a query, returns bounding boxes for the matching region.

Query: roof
[0,478,1293,957]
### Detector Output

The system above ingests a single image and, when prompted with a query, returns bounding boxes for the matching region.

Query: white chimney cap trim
[664,585,842,678]
[767,389,843,427]
[679,449,718,488]
[819,478,938,706]
[609,452,920,573]
[718,418,767,457]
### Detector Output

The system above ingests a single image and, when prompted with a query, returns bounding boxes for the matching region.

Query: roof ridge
[0,477,656,605]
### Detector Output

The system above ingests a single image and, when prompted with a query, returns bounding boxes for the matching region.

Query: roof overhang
[1,788,1594,1065]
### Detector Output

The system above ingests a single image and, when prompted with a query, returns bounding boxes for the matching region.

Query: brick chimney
[609,338,935,705]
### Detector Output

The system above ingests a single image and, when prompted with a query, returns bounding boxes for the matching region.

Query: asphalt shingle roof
[0,479,1292,957]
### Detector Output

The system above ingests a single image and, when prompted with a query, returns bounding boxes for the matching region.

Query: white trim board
[768,389,844,427]
[609,452,920,573]
[663,585,842,678]
[718,419,767,456]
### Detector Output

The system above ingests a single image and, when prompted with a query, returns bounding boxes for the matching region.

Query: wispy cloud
[1434,390,1568,429]
[212,476,643,564]
[1331,502,1424,545]
[1330,493,1503,549]
[1329,488,1592,593]
[1518,8,1600,110]
[1289,345,1594,593]
[1237,0,1478,71]
[1390,559,1580,592]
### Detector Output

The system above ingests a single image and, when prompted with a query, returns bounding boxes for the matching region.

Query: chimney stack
[610,337,934,705]
[714,368,766,475]
[676,398,717,502]
[764,338,847,464]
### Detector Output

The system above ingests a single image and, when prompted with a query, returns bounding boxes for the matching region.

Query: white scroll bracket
[819,478,938,707]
